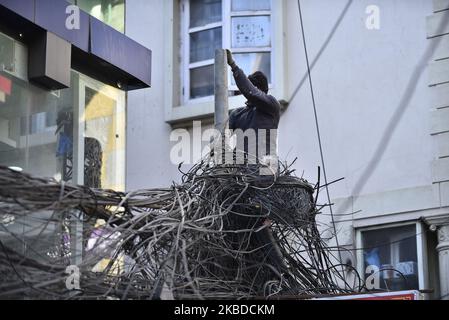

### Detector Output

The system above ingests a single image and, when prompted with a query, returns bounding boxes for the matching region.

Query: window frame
[355,221,429,291]
[181,0,223,104]
[180,0,274,104]
[224,1,273,92]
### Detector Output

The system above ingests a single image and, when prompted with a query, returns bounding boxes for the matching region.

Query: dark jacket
[229,66,280,160]
[229,66,280,131]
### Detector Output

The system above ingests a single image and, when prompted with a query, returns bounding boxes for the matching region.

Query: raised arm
[226,50,279,114]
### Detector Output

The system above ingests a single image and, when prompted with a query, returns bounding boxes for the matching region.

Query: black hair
[248,71,269,94]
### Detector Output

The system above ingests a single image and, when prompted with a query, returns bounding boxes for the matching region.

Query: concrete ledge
[429,59,449,86]
[435,132,449,158]
[430,107,449,134]
[427,10,449,38]
[431,34,449,61]
[434,0,449,12]
[431,82,449,109]
[441,181,449,206]
[432,157,449,182]
[331,185,440,222]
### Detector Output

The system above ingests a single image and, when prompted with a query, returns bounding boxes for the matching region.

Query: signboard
[0,74,11,102]
[315,290,423,300]
[231,16,271,48]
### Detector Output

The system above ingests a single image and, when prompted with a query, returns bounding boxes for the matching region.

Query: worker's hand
[263,219,272,227]
[226,49,236,67]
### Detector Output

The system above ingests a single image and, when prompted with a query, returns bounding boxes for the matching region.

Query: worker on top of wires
[226,49,280,173]
[225,50,292,293]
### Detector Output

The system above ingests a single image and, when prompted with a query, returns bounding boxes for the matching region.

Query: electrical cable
[296,0,344,273]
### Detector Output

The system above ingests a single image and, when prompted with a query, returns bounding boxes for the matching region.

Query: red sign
[315,290,422,300]
[0,75,12,95]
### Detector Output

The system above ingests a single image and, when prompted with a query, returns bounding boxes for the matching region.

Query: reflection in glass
[232,0,271,11]
[76,0,126,33]
[0,33,14,73]
[0,69,75,264]
[0,72,74,180]
[0,31,126,268]
[190,27,222,63]
[232,16,271,48]
[190,65,214,99]
[232,52,271,85]
[84,86,126,191]
[190,0,222,28]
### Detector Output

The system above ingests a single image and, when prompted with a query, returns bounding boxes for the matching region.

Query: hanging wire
[296,0,344,273]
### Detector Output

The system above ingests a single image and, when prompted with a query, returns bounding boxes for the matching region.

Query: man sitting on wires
[224,50,292,294]
[226,50,280,173]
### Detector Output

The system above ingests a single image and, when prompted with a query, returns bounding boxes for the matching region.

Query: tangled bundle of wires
[0,159,359,300]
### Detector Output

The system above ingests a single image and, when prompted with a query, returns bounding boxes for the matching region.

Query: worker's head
[248,71,269,94]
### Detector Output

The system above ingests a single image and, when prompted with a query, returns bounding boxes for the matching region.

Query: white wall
[281,0,434,200]
[126,0,181,190]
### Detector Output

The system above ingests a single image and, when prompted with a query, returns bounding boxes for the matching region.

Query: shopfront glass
[0,32,126,264]
[69,0,126,33]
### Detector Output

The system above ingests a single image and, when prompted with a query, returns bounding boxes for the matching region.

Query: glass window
[190,27,222,63]
[181,0,273,102]
[362,224,419,291]
[0,32,14,73]
[0,73,74,180]
[231,0,271,12]
[231,16,271,48]
[190,0,222,28]
[232,52,271,84]
[83,85,126,190]
[75,0,126,33]
[186,0,223,99]
[190,65,214,99]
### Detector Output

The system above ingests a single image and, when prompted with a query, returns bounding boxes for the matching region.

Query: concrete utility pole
[214,49,229,132]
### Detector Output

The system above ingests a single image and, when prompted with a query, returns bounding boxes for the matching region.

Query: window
[68,0,126,33]
[181,0,272,102]
[360,224,420,291]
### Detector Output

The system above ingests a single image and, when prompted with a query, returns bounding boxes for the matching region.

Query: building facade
[1,0,448,300]
[125,0,449,299]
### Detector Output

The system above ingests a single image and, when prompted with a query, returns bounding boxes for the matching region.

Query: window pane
[76,0,125,33]
[232,16,271,48]
[84,86,126,191]
[190,27,222,63]
[0,72,74,180]
[362,225,419,291]
[0,33,14,73]
[232,52,271,85]
[190,65,214,99]
[232,0,271,11]
[190,0,222,28]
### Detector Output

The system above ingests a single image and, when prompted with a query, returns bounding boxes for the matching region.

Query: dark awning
[0,0,151,91]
